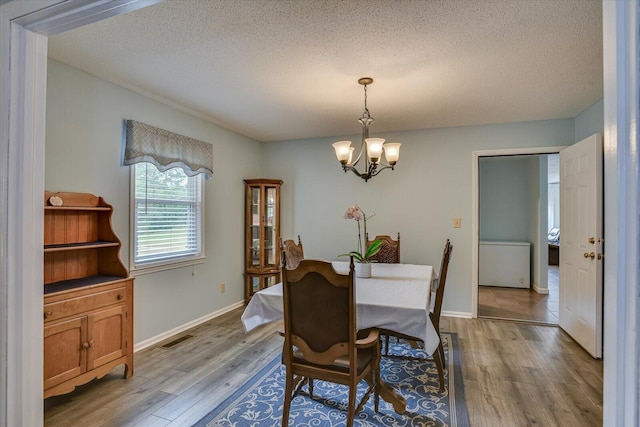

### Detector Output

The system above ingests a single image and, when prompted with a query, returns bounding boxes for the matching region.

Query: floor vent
[162,334,194,348]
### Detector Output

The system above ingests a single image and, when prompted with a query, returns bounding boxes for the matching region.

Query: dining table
[241,260,440,414]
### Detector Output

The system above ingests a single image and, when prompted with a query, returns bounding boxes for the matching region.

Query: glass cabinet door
[264,186,277,268]
[250,276,260,295]
[264,275,277,288]
[250,186,261,268]
[245,273,280,301]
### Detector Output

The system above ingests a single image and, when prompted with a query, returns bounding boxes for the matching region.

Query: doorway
[0,1,161,424]
[471,147,566,323]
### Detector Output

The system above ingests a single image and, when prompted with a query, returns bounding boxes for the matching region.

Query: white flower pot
[355,262,372,278]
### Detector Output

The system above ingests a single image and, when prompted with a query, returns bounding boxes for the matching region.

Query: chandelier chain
[363,83,370,119]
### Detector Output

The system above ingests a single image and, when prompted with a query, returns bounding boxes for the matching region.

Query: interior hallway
[478,266,559,324]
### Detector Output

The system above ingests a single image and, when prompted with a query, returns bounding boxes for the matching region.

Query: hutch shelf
[244,179,282,303]
[43,191,134,399]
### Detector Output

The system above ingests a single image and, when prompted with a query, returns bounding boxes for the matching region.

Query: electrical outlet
[453,217,461,228]
[220,282,226,293]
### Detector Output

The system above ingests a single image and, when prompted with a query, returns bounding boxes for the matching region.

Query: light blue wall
[526,156,541,246]
[45,58,604,331]
[526,156,543,288]
[479,156,534,242]
[45,60,262,344]
[262,120,574,315]
[536,157,549,290]
[575,98,604,142]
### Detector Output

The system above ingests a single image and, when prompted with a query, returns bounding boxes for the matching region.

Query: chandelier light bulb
[365,138,385,163]
[383,142,401,165]
[332,140,353,165]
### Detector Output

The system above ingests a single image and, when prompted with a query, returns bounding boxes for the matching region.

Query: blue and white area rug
[193,332,469,426]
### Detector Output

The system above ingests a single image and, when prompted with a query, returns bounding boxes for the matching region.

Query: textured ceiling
[47,0,603,142]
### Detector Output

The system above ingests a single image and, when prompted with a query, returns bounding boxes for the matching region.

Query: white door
[559,134,603,358]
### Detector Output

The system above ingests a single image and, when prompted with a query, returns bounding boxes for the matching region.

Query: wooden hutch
[43,191,133,398]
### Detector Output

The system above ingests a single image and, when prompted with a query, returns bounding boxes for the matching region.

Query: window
[131,162,204,271]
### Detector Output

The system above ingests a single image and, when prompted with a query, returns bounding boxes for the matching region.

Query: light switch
[453,217,461,228]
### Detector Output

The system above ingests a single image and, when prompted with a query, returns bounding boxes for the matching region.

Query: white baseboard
[134,300,245,352]
[532,283,549,294]
[442,310,473,319]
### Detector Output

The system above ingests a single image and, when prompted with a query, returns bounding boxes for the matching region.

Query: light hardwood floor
[44,308,602,427]
[478,266,560,324]
[441,316,602,427]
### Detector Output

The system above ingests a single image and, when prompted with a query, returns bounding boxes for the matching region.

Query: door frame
[0,1,163,426]
[471,146,566,319]
[602,1,639,424]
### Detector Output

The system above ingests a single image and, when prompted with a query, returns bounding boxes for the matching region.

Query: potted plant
[339,204,383,278]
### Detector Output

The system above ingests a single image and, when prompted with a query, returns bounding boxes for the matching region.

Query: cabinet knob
[89,340,94,348]
[82,342,90,349]
[117,294,123,300]
[44,311,52,319]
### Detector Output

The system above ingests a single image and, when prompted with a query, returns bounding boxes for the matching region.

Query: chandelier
[332,77,401,182]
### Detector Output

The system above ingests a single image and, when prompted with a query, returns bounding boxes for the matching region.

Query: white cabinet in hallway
[479,241,530,288]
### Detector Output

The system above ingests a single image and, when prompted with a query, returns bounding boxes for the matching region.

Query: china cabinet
[244,179,282,303]
[43,191,133,398]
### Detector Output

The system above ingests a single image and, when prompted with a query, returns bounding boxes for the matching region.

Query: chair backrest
[431,239,453,331]
[282,258,356,365]
[365,233,400,263]
[281,235,304,270]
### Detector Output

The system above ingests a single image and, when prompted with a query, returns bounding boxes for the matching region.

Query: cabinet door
[87,304,127,370]
[245,273,281,303]
[263,185,279,269]
[247,275,261,299]
[248,185,262,269]
[44,316,87,390]
[263,274,279,289]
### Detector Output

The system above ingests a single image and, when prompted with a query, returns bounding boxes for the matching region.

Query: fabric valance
[123,120,213,177]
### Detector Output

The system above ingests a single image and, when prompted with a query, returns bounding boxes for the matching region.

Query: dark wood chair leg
[347,385,357,427]
[282,371,293,426]
[436,330,445,366]
[374,345,380,412]
[432,346,445,392]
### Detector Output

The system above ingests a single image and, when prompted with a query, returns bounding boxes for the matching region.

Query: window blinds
[133,163,202,265]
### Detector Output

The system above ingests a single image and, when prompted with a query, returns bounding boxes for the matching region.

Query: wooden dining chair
[365,233,400,263]
[280,235,304,269]
[379,239,453,391]
[367,233,400,352]
[280,258,381,427]
[430,239,453,369]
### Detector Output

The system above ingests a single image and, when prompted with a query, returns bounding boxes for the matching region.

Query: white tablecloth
[241,261,440,355]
